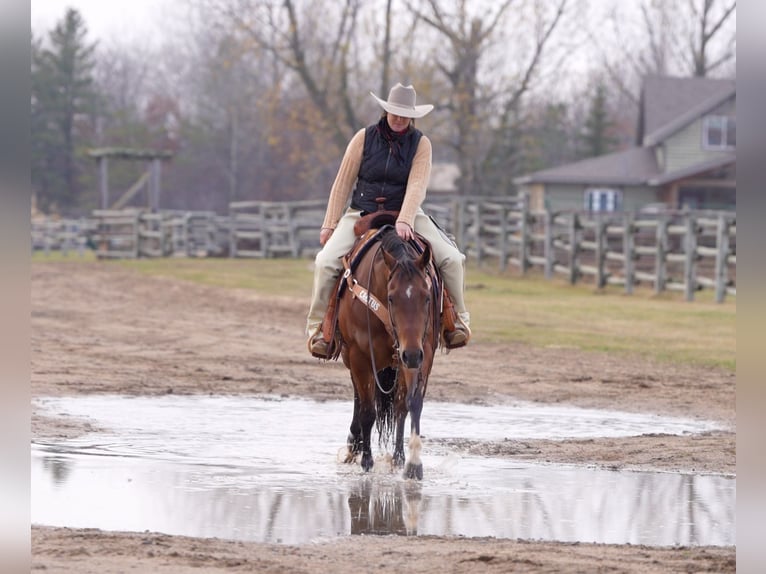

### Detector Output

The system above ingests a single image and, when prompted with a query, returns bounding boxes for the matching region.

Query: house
[427,161,460,196]
[513,75,736,213]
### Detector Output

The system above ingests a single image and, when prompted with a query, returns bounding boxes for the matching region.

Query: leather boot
[308,327,329,358]
[445,313,471,348]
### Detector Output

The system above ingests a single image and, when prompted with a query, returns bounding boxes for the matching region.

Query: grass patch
[33,255,735,371]
[116,257,315,299]
[467,267,735,371]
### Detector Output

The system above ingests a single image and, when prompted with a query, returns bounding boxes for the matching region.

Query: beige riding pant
[306,208,468,335]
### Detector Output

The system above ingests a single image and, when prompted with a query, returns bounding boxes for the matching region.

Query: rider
[306,82,471,356]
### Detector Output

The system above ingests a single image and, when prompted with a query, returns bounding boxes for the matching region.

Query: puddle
[32,395,734,546]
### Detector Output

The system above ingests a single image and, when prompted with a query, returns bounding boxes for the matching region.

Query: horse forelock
[379,229,420,279]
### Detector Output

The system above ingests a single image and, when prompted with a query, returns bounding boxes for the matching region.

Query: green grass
[33,254,735,371]
[465,267,735,371]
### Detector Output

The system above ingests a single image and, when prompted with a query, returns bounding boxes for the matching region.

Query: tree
[408,0,570,195]
[31,8,99,214]
[578,82,617,159]
[597,0,736,108]
[688,0,736,77]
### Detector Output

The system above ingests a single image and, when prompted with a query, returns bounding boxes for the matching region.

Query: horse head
[380,231,433,371]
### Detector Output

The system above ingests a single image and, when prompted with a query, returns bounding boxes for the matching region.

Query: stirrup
[444,323,470,349]
[308,329,330,359]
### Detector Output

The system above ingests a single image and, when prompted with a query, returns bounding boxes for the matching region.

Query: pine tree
[31,8,98,214]
[579,83,617,159]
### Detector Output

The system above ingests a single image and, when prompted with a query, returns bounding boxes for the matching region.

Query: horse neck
[368,247,392,300]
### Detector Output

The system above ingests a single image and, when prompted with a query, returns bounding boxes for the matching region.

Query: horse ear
[382,246,398,270]
[417,242,431,269]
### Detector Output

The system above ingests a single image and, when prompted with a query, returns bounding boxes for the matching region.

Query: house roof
[514,75,737,189]
[648,153,735,186]
[639,75,735,145]
[513,147,660,186]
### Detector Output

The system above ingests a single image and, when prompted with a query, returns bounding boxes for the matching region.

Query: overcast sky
[31,0,617,43]
[31,0,177,43]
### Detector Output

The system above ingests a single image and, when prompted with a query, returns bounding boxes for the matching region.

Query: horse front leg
[345,388,362,463]
[358,399,376,472]
[349,359,377,472]
[392,408,407,468]
[392,372,408,468]
[403,372,424,480]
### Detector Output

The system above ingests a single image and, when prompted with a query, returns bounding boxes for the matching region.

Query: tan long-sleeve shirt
[321,127,432,230]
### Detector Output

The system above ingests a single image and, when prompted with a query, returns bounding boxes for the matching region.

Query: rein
[365,244,396,395]
[343,234,433,396]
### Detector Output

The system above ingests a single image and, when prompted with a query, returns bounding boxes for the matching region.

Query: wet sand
[31,262,736,573]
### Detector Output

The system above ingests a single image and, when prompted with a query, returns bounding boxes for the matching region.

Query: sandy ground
[31,262,736,573]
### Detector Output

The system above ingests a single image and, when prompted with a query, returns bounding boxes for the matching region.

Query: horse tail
[374,367,397,447]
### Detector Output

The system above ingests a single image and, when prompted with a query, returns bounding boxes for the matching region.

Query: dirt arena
[31,262,735,573]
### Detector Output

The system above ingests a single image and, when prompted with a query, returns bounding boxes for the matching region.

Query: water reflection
[31,395,734,546]
[32,444,734,546]
[349,478,421,536]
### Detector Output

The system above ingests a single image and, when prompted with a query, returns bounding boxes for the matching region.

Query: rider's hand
[319,227,334,246]
[395,221,414,241]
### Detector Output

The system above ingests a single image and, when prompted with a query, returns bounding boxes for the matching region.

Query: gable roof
[514,75,737,189]
[638,75,735,145]
[513,147,659,186]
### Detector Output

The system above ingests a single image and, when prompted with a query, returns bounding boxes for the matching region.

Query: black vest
[351,123,423,213]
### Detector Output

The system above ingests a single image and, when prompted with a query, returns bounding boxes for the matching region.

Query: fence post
[714,214,730,303]
[519,192,530,274]
[544,210,553,279]
[655,214,667,294]
[595,215,606,288]
[568,212,579,285]
[623,212,635,295]
[454,197,465,251]
[475,200,483,267]
[683,211,697,302]
[499,203,509,271]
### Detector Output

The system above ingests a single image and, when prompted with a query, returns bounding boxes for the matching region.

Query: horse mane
[378,228,420,278]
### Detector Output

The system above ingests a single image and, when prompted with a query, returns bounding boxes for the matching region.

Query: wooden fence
[31,216,96,256]
[462,195,736,303]
[32,195,735,302]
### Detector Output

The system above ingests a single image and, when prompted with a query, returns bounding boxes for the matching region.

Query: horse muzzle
[400,347,424,370]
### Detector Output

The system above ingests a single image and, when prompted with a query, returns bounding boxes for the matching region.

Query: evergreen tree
[31,8,98,214]
[579,82,617,159]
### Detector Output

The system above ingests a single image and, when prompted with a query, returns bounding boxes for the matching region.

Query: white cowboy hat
[370,83,434,118]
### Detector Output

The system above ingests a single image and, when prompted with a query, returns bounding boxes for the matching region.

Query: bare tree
[596,0,736,108]
[688,0,736,77]
[408,0,568,195]
[202,0,370,149]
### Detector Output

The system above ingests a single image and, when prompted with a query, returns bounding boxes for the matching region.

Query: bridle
[345,240,432,395]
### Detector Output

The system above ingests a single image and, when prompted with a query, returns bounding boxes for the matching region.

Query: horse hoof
[392,452,405,468]
[404,462,423,480]
[361,453,374,472]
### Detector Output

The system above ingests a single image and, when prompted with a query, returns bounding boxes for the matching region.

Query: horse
[335,221,441,480]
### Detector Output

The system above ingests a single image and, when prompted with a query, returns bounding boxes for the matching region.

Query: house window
[703,115,736,149]
[584,188,622,212]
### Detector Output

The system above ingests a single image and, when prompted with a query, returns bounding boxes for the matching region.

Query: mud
[31,262,736,573]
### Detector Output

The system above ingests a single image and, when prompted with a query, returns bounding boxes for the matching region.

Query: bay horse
[336,221,441,480]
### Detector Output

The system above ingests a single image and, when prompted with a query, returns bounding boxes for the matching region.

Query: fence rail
[32,194,736,302]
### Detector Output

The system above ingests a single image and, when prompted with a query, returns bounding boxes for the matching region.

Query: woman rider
[306,83,471,356]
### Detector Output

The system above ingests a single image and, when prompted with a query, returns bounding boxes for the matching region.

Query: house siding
[664,96,736,173]
[542,184,656,212]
